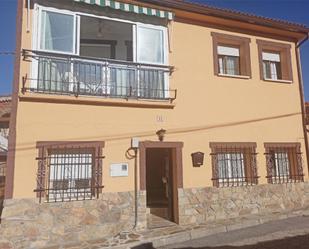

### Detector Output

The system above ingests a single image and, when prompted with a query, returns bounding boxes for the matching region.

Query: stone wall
[0,191,147,249]
[178,182,309,225]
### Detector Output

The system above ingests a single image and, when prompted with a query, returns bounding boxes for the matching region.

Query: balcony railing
[22,50,176,102]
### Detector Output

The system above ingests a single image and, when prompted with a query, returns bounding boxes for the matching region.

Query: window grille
[35,142,104,203]
[210,142,258,187]
[265,143,304,184]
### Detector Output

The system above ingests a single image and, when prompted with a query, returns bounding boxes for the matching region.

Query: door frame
[139,141,183,224]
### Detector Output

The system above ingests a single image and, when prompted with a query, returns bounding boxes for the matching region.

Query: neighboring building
[0,95,11,217]
[1,0,309,247]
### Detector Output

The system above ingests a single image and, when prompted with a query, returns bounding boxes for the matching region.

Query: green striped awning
[74,0,174,20]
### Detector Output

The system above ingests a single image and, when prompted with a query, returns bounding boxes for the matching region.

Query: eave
[136,0,309,42]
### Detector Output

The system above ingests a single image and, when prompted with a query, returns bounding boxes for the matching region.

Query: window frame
[32,4,170,95]
[218,53,240,76]
[211,32,251,78]
[257,39,293,83]
[264,143,304,184]
[35,141,105,203]
[37,6,79,55]
[210,142,258,187]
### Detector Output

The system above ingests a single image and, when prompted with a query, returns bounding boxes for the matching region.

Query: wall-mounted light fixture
[191,152,204,167]
[156,129,166,142]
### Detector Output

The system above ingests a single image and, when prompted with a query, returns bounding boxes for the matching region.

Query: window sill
[19,92,176,109]
[217,73,250,79]
[263,78,293,84]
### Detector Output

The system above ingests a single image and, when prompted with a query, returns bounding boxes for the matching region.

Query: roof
[140,0,309,36]
[183,0,309,30]
[0,96,11,119]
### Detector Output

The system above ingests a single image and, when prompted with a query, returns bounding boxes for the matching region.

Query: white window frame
[218,152,245,186]
[262,51,281,80]
[32,4,170,96]
[273,152,290,180]
[136,23,169,66]
[36,6,79,55]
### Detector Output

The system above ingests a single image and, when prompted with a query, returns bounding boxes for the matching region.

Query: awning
[74,0,174,20]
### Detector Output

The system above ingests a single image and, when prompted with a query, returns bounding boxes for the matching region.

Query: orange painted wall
[11,4,308,198]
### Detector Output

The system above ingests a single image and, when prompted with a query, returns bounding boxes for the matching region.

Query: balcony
[22,50,176,103]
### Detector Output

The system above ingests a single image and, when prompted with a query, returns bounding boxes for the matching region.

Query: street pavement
[157,215,309,249]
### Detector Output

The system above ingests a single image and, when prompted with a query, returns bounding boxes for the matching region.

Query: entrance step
[147,213,177,229]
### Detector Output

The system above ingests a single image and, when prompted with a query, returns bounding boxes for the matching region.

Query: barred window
[265,143,304,184]
[210,142,258,187]
[35,142,104,203]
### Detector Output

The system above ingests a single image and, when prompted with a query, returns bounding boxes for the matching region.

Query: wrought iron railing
[210,143,259,187]
[35,142,104,203]
[265,144,304,184]
[22,50,176,102]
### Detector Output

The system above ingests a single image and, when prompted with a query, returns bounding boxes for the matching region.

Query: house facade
[1,0,309,247]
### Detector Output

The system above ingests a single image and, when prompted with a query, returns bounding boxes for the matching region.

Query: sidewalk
[43,208,309,249]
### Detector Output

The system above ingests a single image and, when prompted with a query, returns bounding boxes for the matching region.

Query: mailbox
[191,152,204,167]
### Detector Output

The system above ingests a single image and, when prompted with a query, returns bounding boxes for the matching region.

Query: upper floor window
[264,143,304,184]
[40,10,76,53]
[28,5,175,101]
[262,51,281,80]
[217,45,240,76]
[211,32,251,78]
[210,142,258,187]
[137,26,165,64]
[257,40,293,83]
[36,7,168,65]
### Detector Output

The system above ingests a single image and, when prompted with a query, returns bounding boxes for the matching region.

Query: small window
[210,142,258,187]
[262,52,282,80]
[264,143,304,184]
[35,142,104,203]
[211,32,251,78]
[40,10,76,53]
[217,45,240,75]
[257,40,293,82]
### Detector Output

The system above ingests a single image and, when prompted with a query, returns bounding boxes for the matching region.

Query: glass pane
[226,56,239,75]
[274,152,290,177]
[230,153,244,178]
[137,27,164,64]
[41,11,74,53]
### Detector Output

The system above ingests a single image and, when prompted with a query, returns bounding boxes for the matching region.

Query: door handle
[162,177,167,184]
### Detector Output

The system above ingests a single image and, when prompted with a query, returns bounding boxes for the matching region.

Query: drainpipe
[27,0,30,33]
[133,148,138,229]
[295,32,309,174]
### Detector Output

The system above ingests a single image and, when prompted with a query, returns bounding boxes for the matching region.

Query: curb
[110,210,309,249]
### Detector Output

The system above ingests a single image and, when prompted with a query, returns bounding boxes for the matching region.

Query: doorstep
[43,208,309,249]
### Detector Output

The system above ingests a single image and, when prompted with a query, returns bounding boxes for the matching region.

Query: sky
[0,0,309,98]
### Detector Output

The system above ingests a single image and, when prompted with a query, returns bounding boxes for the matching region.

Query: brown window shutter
[244,147,254,184]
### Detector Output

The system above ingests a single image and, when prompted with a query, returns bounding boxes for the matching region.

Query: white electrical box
[110,163,129,177]
[131,137,139,149]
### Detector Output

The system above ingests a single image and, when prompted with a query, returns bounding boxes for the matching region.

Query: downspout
[295,32,309,174]
[27,0,30,33]
[133,148,138,229]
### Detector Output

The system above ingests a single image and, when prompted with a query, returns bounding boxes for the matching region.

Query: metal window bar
[265,146,304,184]
[22,50,176,102]
[35,146,104,203]
[211,144,259,187]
